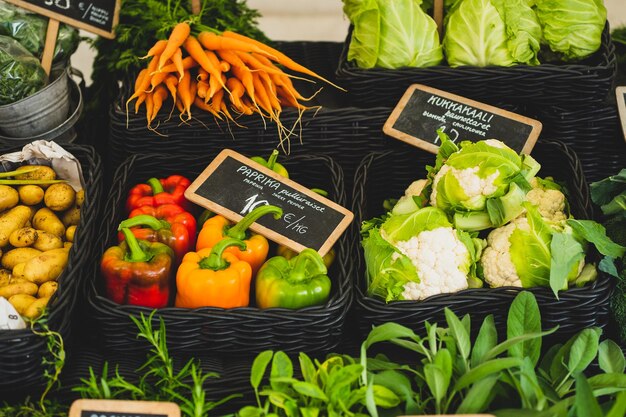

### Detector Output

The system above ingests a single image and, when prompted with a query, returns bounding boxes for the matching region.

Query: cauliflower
[392,227,471,300]
[430,165,500,209]
[481,217,528,287]
[526,177,567,223]
[392,179,428,215]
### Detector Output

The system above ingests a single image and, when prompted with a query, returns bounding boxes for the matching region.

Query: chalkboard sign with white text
[617,86,626,143]
[69,400,180,417]
[6,0,120,38]
[184,150,354,256]
[383,84,542,154]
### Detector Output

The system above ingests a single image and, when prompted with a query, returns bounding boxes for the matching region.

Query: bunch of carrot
[127,22,342,141]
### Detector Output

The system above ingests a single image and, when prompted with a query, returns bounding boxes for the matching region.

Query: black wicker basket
[351,139,612,342]
[335,24,617,109]
[0,144,102,393]
[532,100,626,183]
[87,152,353,356]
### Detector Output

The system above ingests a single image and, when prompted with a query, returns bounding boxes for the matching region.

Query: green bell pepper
[251,149,289,178]
[255,248,331,309]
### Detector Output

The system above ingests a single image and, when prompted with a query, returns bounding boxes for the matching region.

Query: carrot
[158,56,198,73]
[149,85,169,127]
[158,22,191,70]
[193,97,223,120]
[172,47,184,81]
[219,60,230,72]
[189,79,198,104]
[223,30,345,91]
[197,68,209,82]
[217,49,255,103]
[182,36,229,94]
[134,92,147,114]
[210,89,224,114]
[197,32,275,58]
[251,73,274,117]
[175,95,185,115]
[178,70,193,121]
[197,80,209,99]
[148,71,169,93]
[145,92,154,126]
[164,75,178,104]
[141,40,167,59]
[126,57,159,125]
[135,69,148,91]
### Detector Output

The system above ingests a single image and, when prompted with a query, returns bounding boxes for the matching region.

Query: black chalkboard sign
[383,84,542,154]
[184,150,354,256]
[69,400,180,417]
[6,0,120,38]
[617,87,626,143]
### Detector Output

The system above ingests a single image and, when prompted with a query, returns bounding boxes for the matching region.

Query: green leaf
[588,373,626,395]
[238,406,264,417]
[599,256,621,278]
[299,407,320,417]
[518,357,545,410]
[568,219,626,259]
[251,351,273,390]
[599,340,626,374]
[567,328,600,374]
[549,232,585,297]
[424,364,447,407]
[372,370,419,414]
[372,384,401,408]
[574,373,603,417]
[271,351,294,391]
[292,382,328,402]
[456,374,499,413]
[299,353,317,384]
[326,364,363,399]
[507,292,542,366]
[471,315,498,367]
[590,169,626,206]
[538,343,561,377]
[484,328,557,362]
[606,391,626,417]
[454,357,523,391]
[445,308,471,361]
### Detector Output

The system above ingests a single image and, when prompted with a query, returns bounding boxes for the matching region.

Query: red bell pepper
[128,204,197,249]
[117,214,191,265]
[126,175,192,213]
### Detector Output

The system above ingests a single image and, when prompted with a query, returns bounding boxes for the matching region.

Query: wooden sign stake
[191,0,201,15]
[434,0,444,39]
[616,86,626,143]
[41,18,59,76]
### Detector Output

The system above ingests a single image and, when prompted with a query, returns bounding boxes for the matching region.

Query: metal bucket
[0,67,71,137]
[0,68,83,145]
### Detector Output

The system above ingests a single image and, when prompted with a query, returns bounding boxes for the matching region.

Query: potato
[44,183,76,212]
[0,269,10,286]
[18,185,44,205]
[23,296,50,320]
[33,231,63,251]
[15,165,56,187]
[61,207,80,227]
[32,208,65,237]
[9,227,38,247]
[1,247,41,270]
[0,185,19,212]
[75,189,85,208]
[0,281,38,298]
[8,294,36,316]
[65,225,76,242]
[23,248,69,285]
[38,281,58,298]
[0,205,33,247]
[12,263,25,280]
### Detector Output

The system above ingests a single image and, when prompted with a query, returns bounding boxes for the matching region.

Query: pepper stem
[198,238,247,270]
[226,205,283,240]
[118,215,170,231]
[147,177,165,194]
[267,150,280,170]
[289,248,327,282]
[121,228,151,263]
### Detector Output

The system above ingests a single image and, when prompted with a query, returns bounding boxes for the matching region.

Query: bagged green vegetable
[443,0,542,67]
[534,0,606,61]
[0,1,79,64]
[343,0,443,69]
[0,35,46,105]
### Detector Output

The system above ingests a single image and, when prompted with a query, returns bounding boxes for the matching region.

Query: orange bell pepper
[175,238,252,309]
[196,205,283,274]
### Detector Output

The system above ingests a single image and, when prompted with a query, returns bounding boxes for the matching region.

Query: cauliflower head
[526,177,567,223]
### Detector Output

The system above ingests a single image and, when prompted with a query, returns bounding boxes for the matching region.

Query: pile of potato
[0,165,82,321]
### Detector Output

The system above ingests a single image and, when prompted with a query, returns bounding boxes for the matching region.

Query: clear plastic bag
[0,1,79,64]
[0,35,46,105]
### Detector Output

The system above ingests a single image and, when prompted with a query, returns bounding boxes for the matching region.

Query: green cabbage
[343,0,443,69]
[443,0,542,66]
[534,0,606,61]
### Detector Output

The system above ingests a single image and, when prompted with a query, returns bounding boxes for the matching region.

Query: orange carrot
[251,73,274,116]
[172,47,184,81]
[182,36,228,94]
[210,89,224,114]
[148,71,168,93]
[141,40,167,59]
[158,56,198,73]
[135,92,147,114]
[217,49,255,102]
[197,80,209,99]
[223,30,345,90]
[197,32,274,58]
[219,60,230,72]
[164,75,178,104]
[178,70,193,121]
[135,69,148,91]
[145,92,154,126]
[149,85,169,126]
[126,57,159,122]
[197,68,209,82]
[193,97,223,119]
[158,22,191,70]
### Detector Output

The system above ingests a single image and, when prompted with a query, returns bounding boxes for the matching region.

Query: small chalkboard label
[6,0,120,38]
[69,399,180,417]
[617,86,626,143]
[184,149,354,256]
[383,84,542,154]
